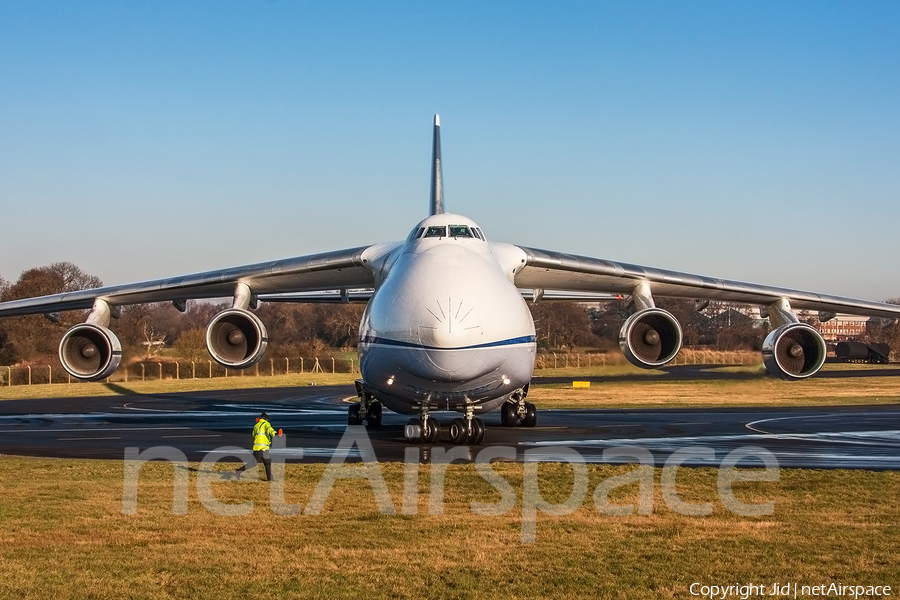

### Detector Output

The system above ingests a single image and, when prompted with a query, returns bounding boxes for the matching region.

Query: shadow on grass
[102,382,208,401]
[533,364,900,384]
[103,382,141,396]
[817,368,900,378]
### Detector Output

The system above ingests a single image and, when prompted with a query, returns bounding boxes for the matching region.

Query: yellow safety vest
[252,419,276,451]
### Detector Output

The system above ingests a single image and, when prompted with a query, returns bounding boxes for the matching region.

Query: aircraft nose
[419,297,481,347]
[412,297,498,380]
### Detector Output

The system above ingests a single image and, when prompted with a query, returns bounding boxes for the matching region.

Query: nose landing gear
[404,403,485,445]
[403,406,441,443]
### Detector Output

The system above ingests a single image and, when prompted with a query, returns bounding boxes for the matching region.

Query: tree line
[1,262,897,367]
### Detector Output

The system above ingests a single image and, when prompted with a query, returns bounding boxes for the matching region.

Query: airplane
[1,114,899,445]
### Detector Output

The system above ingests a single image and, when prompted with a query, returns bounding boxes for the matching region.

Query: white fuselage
[358,214,536,415]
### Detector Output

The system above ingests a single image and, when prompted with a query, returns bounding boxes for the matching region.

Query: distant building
[816,318,868,341]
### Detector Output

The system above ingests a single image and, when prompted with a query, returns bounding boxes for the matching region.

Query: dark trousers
[236,449,273,481]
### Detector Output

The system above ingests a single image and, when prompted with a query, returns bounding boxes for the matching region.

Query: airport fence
[532,349,761,370]
[0,350,764,387]
[0,356,358,386]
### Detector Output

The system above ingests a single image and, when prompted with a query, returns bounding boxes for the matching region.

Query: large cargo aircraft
[1,115,898,444]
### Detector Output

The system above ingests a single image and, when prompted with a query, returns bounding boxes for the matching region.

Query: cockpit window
[448,225,473,238]
[408,227,425,241]
[423,226,447,238]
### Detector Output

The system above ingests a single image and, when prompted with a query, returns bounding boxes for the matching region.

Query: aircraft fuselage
[358,213,537,415]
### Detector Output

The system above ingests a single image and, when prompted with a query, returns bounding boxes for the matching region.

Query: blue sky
[1,1,898,300]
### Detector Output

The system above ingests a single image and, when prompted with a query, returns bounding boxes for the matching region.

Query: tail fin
[429,114,444,215]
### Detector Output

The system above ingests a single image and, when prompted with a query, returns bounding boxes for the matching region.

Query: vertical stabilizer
[429,114,444,215]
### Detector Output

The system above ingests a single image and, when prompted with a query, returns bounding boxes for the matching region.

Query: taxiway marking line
[4,427,191,433]
[745,413,836,434]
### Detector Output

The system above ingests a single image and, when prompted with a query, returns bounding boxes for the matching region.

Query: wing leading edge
[514,245,900,320]
[0,245,382,317]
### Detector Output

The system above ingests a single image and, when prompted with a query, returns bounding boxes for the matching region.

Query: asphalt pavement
[0,381,898,469]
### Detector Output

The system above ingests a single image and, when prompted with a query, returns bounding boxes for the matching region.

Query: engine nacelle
[619,308,682,369]
[206,308,268,369]
[762,322,826,380]
[59,324,122,381]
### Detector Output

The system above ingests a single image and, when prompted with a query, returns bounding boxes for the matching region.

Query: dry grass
[530,364,900,409]
[0,457,897,599]
[528,379,900,409]
[0,372,359,401]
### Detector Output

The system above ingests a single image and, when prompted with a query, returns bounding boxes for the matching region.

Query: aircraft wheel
[348,403,363,425]
[404,418,422,442]
[367,402,382,427]
[449,418,468,444]
[501,403,516,427]
[523,402,537,428]
[423,419,441,443]
[467,418,485,444]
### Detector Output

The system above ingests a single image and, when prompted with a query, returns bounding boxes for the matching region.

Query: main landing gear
[404,404,485,445]
[500,387,537,428]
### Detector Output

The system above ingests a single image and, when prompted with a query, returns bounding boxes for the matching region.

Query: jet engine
[59,324,122,381]
[762,322,826,380]
[619,308,682,369]
[206,308,268,369]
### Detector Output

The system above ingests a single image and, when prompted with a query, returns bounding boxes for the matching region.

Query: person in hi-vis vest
[236,411,281,481]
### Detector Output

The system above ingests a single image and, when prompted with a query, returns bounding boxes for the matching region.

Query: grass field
[0,457,897,599]
[529,364,900,409]
[1,363,898,597]
[0,372,361,401]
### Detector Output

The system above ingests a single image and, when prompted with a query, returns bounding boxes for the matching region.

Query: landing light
[502,376,510,385]
[387,376,394,386]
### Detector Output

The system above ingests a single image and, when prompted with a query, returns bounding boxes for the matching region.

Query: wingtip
[434,114,440,127]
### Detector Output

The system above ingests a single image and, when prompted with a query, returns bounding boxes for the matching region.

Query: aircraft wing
[256,289,621,304]
[258,289,375,304]
[0,245,378,317]
[513,245,900,319]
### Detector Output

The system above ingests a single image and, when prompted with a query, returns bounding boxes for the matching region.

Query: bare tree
[0,264,102,363]
[142,323,166,359]
[864,297,900,360]
[530,303,601,350]
[44,262,102,292]
[173,327,208,362]
[0,274,8,358]
[589,299,631,350]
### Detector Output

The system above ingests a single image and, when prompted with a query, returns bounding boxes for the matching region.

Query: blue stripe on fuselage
[359,335,536,351]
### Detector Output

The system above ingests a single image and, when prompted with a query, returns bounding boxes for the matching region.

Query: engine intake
[619,308,682,368]
[59,324,122,381]
[762,323,826,380]
[206,308,268,369]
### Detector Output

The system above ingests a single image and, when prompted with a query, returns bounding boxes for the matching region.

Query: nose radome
[412,298,501,380]
[418,297,482,348]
